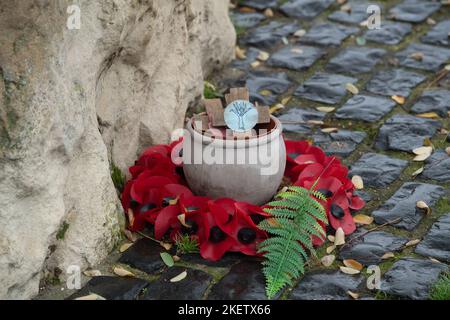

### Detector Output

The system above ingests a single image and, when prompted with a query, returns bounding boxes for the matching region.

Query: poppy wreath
[121,138,365,261]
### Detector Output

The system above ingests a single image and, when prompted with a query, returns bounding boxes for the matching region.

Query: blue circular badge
[224,100,258,132]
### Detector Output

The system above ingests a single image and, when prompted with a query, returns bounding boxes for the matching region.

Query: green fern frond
[258,185,328,299]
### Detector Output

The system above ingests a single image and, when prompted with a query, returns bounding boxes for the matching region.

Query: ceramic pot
[182,116,286,205]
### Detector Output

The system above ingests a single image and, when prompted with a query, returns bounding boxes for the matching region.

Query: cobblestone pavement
[45,0,450,300]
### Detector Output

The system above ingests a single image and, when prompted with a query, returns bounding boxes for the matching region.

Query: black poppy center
[140,203,157,213]
[317,188,333,198]
[130,199,140,209]
[288,152,301,159]
[182,220,198,235]
[209,226,227,243]
[330,204,345,219]
[250,214,264,225]
[238,227,256,244]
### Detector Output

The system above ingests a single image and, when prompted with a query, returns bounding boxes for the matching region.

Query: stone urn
[182,116,286,205]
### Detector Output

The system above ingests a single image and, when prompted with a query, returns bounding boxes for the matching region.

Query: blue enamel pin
[224,100,258,132]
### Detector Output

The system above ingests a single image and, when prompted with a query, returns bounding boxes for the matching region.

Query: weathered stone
[181,252,243,268]
[241,0,278,10]
[118,239,167,274]
[410,89,450,117]
[365,21,412,45]
[299,22,359,47]
[279,107,326,133]
[241,21,299,48]
[246,72,292,106]
[354,190,373,204]
[339,229,408,265]
[422,150,450,182]
[230,47,263,71]
[208,261,267,300]
[327,47,387,75]
[290,270,365,300]
[0,0,235,300]
[416,213,450,262]
[421,20,450,47]
[329,1,384,25]
[381,258,448,299]
[366,69,426,97]
[230,12,266,29]
[439,73,450,89]
[372,182,446,230]
[294,73,358,104]
[335,95,396,122]
[280,0,333,19]
[396,43,450,71]
[350,153,408,188]
[141,267,212,300]
[313,130,366,158]
[375,114,440,152]
[68,276,149,300]
[267,45,326,71]
[389,0,441,23]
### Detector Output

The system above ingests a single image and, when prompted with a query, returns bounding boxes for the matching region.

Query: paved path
[41,0,450,300]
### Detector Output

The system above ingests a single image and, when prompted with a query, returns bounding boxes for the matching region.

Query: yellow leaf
[405,239,421,247]
[127,208,135,228]
[83,269,102,277]
[445,147,450,156]
[263,8,274,17]
[351,175,364,189]
[345,83,359,95]
[290,47,303,54]
[326,245,336,254]
[75,293,106,300]
[409,52,424,61]
[160,241,173,251]
[294,29,306,37]
[119,243,133,253]
[381,252,395,260]
[281,96,292,105]
[429,257,441,263]
[316,106,335,113]
[269,103,285,114]
[391,95,405,104]
[353,214,374,225]
[177,214,190,228]
[123,230,138,242]
[413,152,431,161]
[334,227,345,246]
[416,200,431,215]
[327,235,335,242]
[113,266,134,277]
[321,255,336,267]
[259,89,272,96]
[250,60,261,68]
[340,266,360,275]
[412,146,433,155]
[170,270,187,282]
[257,50,270,61]
[307,120,325,125]
[343,259,363,271]
[235,46,246,60]
[411,167,424,177]
[321,127,339,133]
[347,291,359,300]
[416,112,440,119]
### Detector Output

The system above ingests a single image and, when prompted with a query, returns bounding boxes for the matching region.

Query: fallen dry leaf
[340,4,352,13]
[321,127,339,133]
[119,243,133,253]
[170,270,187,283]
[409,52,424,61]
[416,200,431,215]
[177,214,190,228]
[127,209,135,228]
[235,46,246,60]
[257,50,270,61]
[264,8,274,17]
[123,230,138,242]
[239,6,256,13]
[347,291,359,300]
[327,235,335,242]
[334,227,345,246]
[75,293,106,300]
[281,96,292,105]
[316,106,335,113]
[445,147,450,156]
[160,241,173,251]
[413,152,431,162]
[83,269,102,277]
[173,255,181,262]
[345,83,359,95]
[427,17,436,25]
[113,266,134,277]
[381,252,395,260]
[326,245,336,254]
[417,112,440,119]
[340,266,360,275]
[294,29,306,37]
[269,103,285,114]
[413,146,433,155]
[405,239,421,247]
[307,120,325,125]
[353,214,374,225]
[250,60,261,68]
[321,255,336,267]
[429,257,441,263]
[411,167,424,177]
[259,89,272,96]
[391,95,405,105]
[343,259,363,271]
[290,47,303,54]
[351,175,364,189]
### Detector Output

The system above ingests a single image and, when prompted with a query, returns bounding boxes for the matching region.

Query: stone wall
[0,0,235,299]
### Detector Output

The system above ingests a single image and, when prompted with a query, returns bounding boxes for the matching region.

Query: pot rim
[186,115,283,149]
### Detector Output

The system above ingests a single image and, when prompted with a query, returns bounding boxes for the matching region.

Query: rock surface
[415,213,450,262]
[335,94,396,122]
[381,258,448,299]
[422,150,450,182]
[0,0,235,299]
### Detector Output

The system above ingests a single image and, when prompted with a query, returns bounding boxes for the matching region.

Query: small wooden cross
[203,87,270,138]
